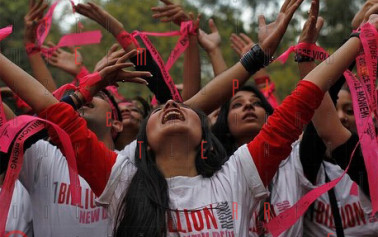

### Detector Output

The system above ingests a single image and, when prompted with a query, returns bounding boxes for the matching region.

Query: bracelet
[349,32,360,39]
[294,53,315,63]
[25,42,41,56]
[61,94,78,110]
[70,92,84,109]
[240,44,273,75]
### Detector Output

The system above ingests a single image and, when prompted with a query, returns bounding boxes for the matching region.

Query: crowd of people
[1,0,378,236]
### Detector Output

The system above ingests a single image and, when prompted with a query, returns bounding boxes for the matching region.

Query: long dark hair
[212,85,274,156]
[113,107,227,237]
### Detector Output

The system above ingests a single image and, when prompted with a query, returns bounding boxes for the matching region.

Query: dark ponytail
[113,108,226,237]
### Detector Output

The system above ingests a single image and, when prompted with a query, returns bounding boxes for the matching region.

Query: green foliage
[0,0,366,103]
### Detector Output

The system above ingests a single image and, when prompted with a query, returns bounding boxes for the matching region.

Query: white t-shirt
[302,161,378,236]
[3,180,33,237]
[97,140,269,236]
[20,140,109,237]
[249,141,307,237]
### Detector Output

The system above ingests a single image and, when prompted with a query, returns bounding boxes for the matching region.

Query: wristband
[240,44,273,75]
[78,72,102,103]
[61,94,78,110]
[349,31,360,39]
[75,66,90,82]
[25,42,41,56]
[70,92,83,109]
[116,30,138,49]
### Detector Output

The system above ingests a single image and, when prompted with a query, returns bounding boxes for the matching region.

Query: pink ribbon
[0,26,12,42]
[275,42,330,63]
[36,0,61,47]
[345,23,378,214]
[265,23,378,236]
[129,21,197,102]
[42,30,102,58]
[0,93,81,236]
[265,141,359,236]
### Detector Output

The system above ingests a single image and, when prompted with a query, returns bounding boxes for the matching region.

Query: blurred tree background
[0,0,364,111]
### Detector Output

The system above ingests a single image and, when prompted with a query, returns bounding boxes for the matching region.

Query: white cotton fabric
[302,161,378,237]
[97,141,269,236]
[20,140,109,237]
[3,180,34,237]
[249,141,307,237]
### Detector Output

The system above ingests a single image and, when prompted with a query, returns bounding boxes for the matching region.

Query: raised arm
[198,19,228,76]
[185,0,304,114]
[44,42,89,81]
[247,2,374,186]
[24,0,56,92]
[152,1,201,100]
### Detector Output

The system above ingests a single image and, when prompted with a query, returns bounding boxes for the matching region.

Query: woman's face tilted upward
[227,91,267,142]
[146,100,202,152]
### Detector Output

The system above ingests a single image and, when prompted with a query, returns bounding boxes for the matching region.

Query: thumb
[209,19,218,33]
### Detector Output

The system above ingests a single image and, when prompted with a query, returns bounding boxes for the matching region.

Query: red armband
[78,72,102,103]
[25,42,41,56]
[75,66,90,83]
[116,30,138,50]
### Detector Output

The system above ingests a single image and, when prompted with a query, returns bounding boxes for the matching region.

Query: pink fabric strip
[275,42,330,63]
[42,31,102,58]
[352,23,378,214]
[36,0,61,46]
[0,26,13,42]
[265,139,359,236]
[0,93,6,128]
[265,22,378,236]
[132,31,183,102]
[0,116,81,236]
[130,21,197,102]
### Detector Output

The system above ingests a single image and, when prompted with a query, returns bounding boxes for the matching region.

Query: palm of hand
[199,31,221,51]
[56,50,82,73]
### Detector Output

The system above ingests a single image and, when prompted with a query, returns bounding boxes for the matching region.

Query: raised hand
[298,0,324,44]
[97,50,151,89]
[74,2,124,37]
[198,19,221,53]
[258,0,304,56]
[368,13,378,28]
[44,42,83,76]
[230,33,254,57]
[151,0,190,26]
[94,44,125,72]
[24,0,48,43]
[352,0,378,29]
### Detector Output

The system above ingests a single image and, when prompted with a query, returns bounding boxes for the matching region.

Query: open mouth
[242,112,257,120]
[162,109,185,124]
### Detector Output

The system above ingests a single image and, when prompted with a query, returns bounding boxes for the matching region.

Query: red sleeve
[248,80,324,186]
[38,102,117,196]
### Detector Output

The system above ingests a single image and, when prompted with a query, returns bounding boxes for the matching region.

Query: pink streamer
[131,21,197,102]
[0,116,81,236]
[42,30,102,58]
[266,23,378,236]
[0,26,13,42]
[275,42,330,63]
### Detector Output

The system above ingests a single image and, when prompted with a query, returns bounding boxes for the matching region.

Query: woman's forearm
[0,54,58,113]
[303,38,361,92]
